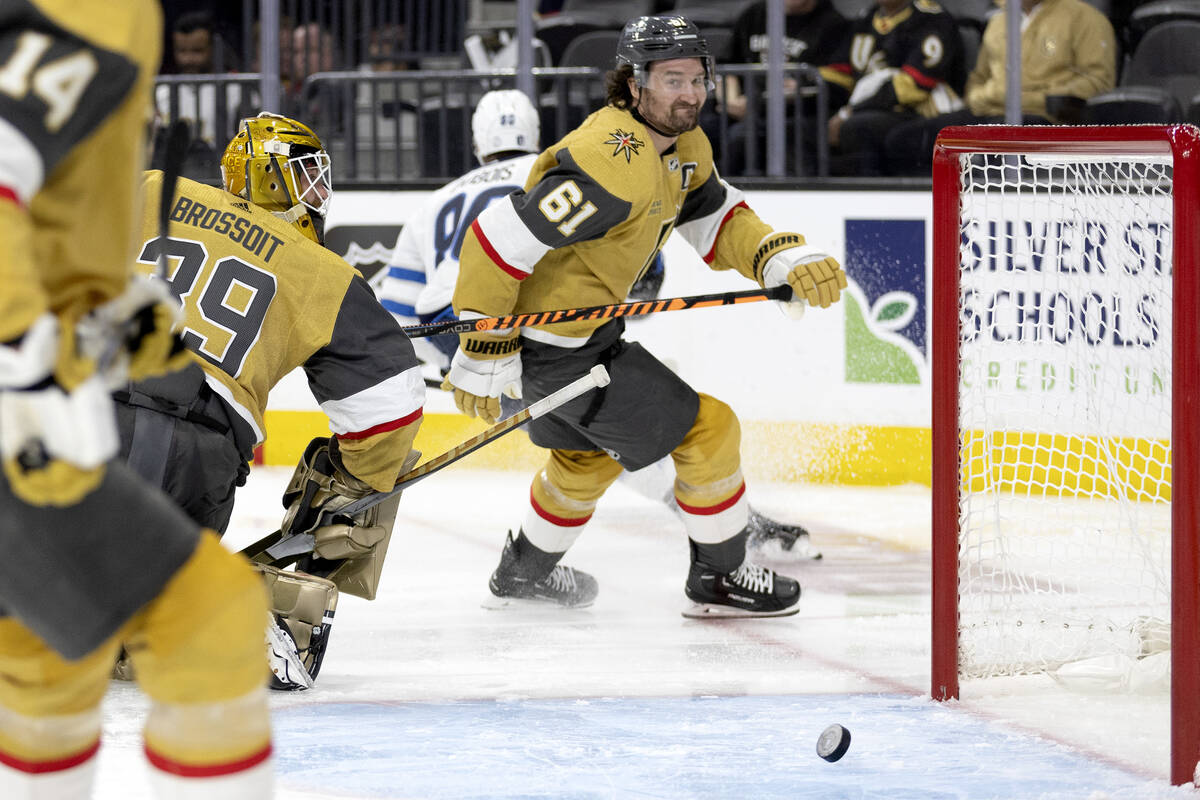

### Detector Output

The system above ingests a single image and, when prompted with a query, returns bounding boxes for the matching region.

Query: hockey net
[930,125,1200,785]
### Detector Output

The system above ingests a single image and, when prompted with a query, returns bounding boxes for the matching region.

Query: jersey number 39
[137,236,276,377]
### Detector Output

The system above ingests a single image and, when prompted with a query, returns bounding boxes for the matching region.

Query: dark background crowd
[153,0,1200,184]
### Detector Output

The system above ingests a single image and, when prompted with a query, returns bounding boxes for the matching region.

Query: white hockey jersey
[372,153,537,368]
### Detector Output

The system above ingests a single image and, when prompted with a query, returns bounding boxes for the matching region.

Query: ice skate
[683,561,800,619]
[486,531,598,609]
[266,612,314,690]
[746,508,822,561]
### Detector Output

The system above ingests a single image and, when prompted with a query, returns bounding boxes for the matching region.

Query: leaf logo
[870,291,917,331]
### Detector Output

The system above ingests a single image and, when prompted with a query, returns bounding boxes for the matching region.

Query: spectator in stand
[819,0,966,176]
[717,0,849,174]
[251,19,338,108]
[154,11,248,181]
[281,21,337,95]
[171,9,237,73]
[263,20,340,122]
[367,24,412,72]
[159,1,241,74]
[884,0,1116,176]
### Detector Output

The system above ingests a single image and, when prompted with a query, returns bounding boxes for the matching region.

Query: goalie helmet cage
[930,124,1200,786]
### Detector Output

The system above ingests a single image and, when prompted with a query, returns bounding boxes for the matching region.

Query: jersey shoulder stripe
[471,216,531,280]
[337,405,423,440]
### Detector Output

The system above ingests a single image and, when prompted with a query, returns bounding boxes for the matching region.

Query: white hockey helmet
[472,89,540,164]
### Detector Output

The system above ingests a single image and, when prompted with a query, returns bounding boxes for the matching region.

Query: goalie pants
[518,320,749,565]
[114,363,253,535]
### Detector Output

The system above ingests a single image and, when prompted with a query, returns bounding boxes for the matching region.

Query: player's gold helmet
[220,112,332,244]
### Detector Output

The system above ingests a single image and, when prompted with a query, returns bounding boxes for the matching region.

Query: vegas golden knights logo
[605,129,645,163]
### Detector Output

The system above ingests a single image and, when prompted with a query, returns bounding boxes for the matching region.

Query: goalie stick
[401,285,793,339]
[240,364,612,565]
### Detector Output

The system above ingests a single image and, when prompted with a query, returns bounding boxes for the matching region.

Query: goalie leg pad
[256,564,338,689]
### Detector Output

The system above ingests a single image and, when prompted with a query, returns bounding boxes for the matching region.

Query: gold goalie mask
[220,112,332,243]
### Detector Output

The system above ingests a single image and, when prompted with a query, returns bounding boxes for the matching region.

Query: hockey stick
[157,120,190,279]
[240,364,612,564]
[401,284,792,339]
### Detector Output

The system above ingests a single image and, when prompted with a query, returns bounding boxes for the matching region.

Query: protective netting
[956,152,1173,678]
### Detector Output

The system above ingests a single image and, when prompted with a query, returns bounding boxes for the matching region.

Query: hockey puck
[816,724,851,762]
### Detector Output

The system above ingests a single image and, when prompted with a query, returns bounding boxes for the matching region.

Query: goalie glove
[76,275,191,385]
[0,313,117,506]
[760,241,847,318]
[442,327,522,425]
[280,438,419,600]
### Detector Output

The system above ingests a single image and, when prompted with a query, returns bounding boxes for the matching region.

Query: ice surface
[91,466,1188,799]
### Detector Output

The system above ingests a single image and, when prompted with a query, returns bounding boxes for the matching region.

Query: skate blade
[681,602,799,620]
[480,594,595,611]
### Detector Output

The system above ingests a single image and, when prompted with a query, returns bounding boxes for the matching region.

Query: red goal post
[930,124,1200,786]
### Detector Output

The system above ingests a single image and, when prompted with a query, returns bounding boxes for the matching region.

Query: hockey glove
[442,330,522,425]
[761,243,847,318]
[0,314,116,506]
[281,438,418,600]
[76,275,191,385]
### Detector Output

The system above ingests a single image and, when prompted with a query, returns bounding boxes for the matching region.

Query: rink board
[257,409,932,486]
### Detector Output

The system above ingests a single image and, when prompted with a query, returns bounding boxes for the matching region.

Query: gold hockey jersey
[454,105,810,346]
[136,172,425,491]
[0,0,161,342]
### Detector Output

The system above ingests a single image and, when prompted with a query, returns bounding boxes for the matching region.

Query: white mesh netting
[956,151,1173,679]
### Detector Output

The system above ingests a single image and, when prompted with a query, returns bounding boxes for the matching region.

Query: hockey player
[446,15,847,616]
[375,88,821,561]
[115,113,426,690]
[0,2,275,797]
[819,0,966,176]
[372,89,543,378]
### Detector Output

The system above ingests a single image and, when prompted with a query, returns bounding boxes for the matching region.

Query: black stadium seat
[558,30,621,72]
[1125,0,1200,51]
[1120,20,1200,117]
[1083,86,1183,124]
[1187,92,1200,126]
[672,0,759,28]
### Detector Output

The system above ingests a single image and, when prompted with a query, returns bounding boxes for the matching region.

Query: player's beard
[665,103,700,134]
[645,101,700,137]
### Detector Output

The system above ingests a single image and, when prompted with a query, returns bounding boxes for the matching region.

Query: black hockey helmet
[615,15,714,89]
